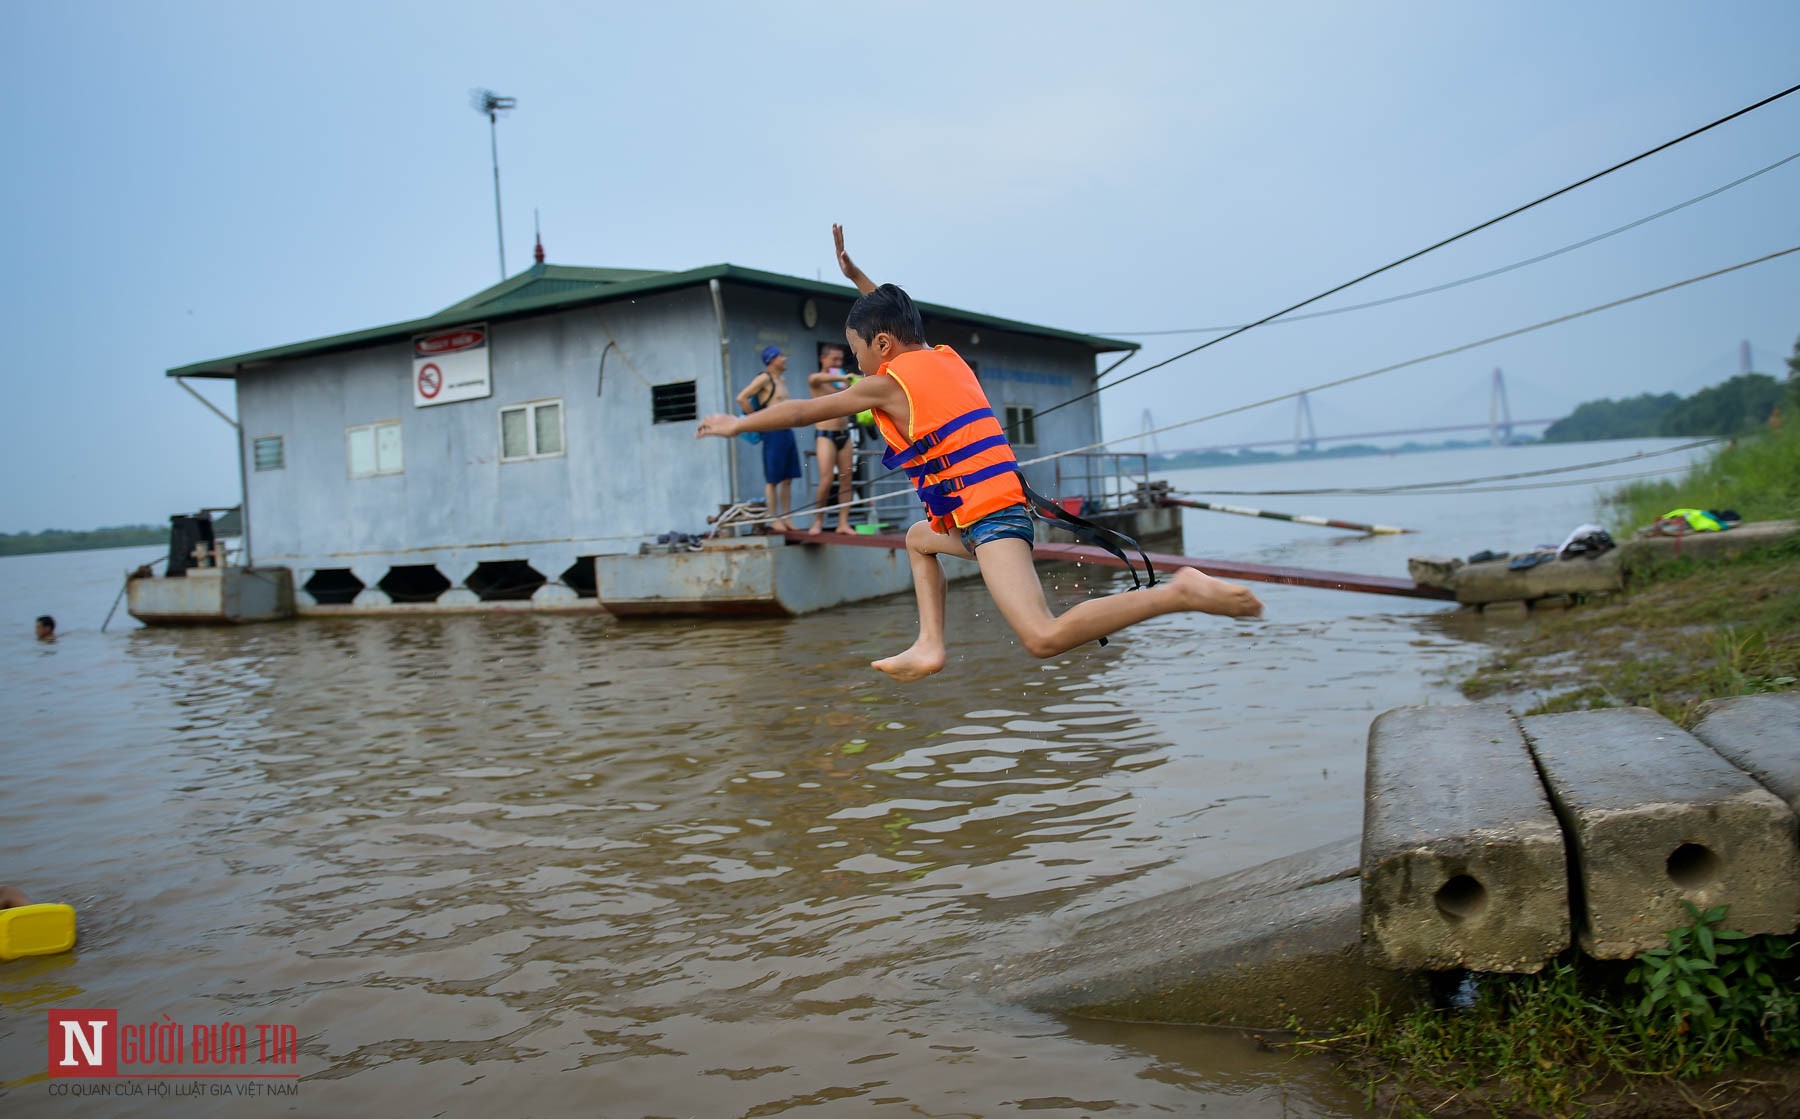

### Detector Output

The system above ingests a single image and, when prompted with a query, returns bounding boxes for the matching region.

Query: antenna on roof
[469,88,517,281]
[533,208,545,265]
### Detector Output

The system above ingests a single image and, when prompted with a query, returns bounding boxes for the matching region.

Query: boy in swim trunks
[697,226,1262,681]
[807,343,856,534]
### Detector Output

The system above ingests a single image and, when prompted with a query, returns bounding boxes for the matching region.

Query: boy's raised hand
[833,223,877,294]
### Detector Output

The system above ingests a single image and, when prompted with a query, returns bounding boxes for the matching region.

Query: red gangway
[780,530,1452,600]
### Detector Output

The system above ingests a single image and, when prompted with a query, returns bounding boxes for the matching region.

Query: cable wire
[1029,80,1800,426]
[1096,150,1800,336]
[1018,244,1800,467]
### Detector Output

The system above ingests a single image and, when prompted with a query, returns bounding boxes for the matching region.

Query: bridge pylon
[1489,367,1513,446]
[1138,408,1160,455]
[1295,392,1318,454]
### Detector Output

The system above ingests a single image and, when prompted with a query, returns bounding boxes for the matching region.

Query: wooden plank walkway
[779,530,1453,600]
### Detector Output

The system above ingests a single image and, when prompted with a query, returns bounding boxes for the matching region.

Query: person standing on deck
[807,342,856,534]
[736,347,802,533]
[697,226,1262,682]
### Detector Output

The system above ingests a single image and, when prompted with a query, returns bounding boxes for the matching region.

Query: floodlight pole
[473,90,517,281]
[488,106,506,280]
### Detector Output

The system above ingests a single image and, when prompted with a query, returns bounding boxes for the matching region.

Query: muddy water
[0,440,1706,1117]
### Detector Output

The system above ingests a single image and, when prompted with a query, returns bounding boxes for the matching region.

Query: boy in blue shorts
[698,227,1262,680]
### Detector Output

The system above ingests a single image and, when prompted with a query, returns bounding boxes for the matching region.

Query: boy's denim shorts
[960,504,1035,551]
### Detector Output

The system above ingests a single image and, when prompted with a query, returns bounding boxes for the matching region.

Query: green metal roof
[167,262,1138,379]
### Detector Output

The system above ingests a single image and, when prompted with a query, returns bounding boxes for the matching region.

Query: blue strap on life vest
[917,460,1022,518]
[899,433,1013,482]
[881,407,997,471]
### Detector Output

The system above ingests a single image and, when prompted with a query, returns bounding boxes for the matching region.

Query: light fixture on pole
[470,88,517,281]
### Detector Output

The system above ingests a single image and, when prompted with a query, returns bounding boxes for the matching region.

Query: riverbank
[1458,424,1799,726]
[1325,425,1800,1116]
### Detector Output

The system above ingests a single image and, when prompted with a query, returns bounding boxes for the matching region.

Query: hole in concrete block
[466,560,547,601]
[1435,874,1489,921]
[378,564,452,603]
[303,568,364,605]
[1666,843,1720,889]
[560,557,597,599]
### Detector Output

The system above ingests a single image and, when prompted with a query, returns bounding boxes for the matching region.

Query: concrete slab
[1622,519,1799,564]
[1691,692,1800,815]
[991,839,1427,1028]
[1407,555,1463,591]
[1521,707,1800,957]
[1453,552,1622,605]
[1362,705,1570,973]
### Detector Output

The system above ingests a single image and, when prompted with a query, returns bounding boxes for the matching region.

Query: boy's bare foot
[1171,565,1263,618]
[871,643,946,682]
[770,518,796,533]
[835,522,854,534]
[807,521,825,536]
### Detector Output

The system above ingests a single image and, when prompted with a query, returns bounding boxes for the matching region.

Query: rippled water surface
[0,441,1706,1116]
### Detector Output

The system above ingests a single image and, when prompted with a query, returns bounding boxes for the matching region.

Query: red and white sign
[412,323,491,407]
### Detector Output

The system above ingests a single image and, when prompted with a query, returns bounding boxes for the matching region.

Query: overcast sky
[4,1,1797,532]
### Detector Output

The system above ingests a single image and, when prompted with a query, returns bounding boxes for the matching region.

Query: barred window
[652,381,698,424]
[253,435,284,471]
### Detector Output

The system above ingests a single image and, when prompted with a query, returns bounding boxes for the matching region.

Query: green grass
[1319,909,1800,1118]
[1603,422,1800,538]
[1460,534,1800,726]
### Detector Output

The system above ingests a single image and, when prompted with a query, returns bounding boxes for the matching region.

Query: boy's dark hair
[845,284,925,346]
[36,615,54,629]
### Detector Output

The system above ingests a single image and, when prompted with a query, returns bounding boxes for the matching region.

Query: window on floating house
[1003,405,1037,447]
[252,435,284,471]
[500,400,564,461]
[347,421,403,478]
[651,381,697,424]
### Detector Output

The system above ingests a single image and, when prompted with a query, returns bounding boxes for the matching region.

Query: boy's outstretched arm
[698,374,902,439]
[833,224,877,295]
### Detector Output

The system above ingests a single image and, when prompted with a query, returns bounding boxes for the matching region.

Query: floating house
[147,258,1148,619]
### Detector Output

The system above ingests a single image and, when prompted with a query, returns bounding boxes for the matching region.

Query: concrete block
[1622,519,1799,564]
[1362,705,1570,972]
[1454,552,1622,605]
[1407,555,1464,590]
[1532,594,1573,611]
[1691,692,1800,814]
[1482,601,1529,620]
[1521,708,1800,957]
[991,840,1426,1028]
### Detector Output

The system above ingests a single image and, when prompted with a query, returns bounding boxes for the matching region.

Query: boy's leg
[763,480,779,531]
[871,519,970,682]
[974,539,1261,658]
[833,443,854,531]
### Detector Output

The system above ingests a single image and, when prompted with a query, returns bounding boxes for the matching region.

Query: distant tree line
[0,509,238,558]
[0,525,165,557]
[1544,336,1798,443]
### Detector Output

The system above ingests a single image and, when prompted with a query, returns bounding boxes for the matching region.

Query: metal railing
[1051,452,1153,513]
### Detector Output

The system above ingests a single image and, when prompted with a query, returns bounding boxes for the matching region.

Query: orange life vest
[872,346,1026,533]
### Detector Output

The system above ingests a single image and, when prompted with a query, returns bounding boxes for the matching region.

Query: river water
[0,440,1707,1117]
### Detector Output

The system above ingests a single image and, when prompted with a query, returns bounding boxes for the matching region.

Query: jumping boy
[697,226,1261,681]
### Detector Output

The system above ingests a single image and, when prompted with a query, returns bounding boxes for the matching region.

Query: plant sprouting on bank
[1325,905,1800,1118]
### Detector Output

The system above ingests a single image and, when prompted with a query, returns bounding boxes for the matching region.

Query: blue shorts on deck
[960,504,1035,551]
[760,428,801,484]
